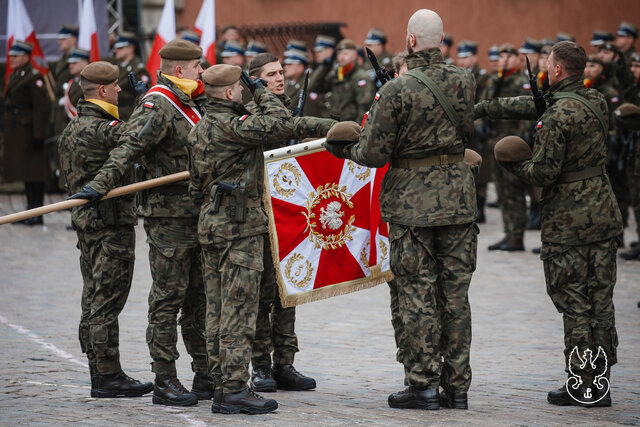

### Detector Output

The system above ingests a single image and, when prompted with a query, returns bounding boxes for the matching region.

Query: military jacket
[117,56,150,121]
[53,76,84,136]
[344,48,477,227]
[284,73,324,118]
[308,62,374,123]
[51,52,71,96]
[476,77,623,245]
[188,88,294,244]
[592,77,621,135]
[88,73,206,218]
[481,69,529,137]
[58,100,136,231]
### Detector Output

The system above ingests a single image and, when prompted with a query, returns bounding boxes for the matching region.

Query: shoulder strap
[554,92,607,135]
[406,69,460,127]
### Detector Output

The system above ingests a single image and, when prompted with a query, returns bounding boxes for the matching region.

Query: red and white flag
[78,0,100,62]
[264,140,392,307]
[146,0,176,85]
[5,0,49,88]
[194,0,216,66]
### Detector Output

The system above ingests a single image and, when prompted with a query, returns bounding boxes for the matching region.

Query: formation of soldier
[1,11,638,415]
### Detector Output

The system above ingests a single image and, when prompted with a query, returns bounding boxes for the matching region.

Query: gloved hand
[324,141,352,159]
[68,184,103,208]
[128,72,148,96]
[240,71,267,94]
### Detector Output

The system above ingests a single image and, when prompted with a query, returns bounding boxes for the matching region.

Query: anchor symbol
[584,387,592,399]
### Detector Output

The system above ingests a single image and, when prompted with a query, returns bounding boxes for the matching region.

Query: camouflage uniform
[187,87,295,394]
[88,73,208,377]
[340,48,478,393]
[476,76,623,381]
[58,99,136,375]
[115,56,150,121]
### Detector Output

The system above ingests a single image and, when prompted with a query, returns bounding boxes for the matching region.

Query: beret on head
[80,61,119,84]
[159,39,203,60]
[326,121,361,143]
[615,103,640,118]
[201,64,242,86]
[464,149,482,167]
[494,136,532,162]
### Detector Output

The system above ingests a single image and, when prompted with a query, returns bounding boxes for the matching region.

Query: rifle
[365,48,394,85]
[292,70,310,118]
[526,57,546,118]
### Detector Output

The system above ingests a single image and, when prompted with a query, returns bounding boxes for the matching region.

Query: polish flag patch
[35,79,43,88]
[536,121,543,129]
[239,115,249,121]
[523,83,531,90]
[611,97,619,103]
[357,79,367,87]
[309,92,318,101]
[374,92,381,101]
[143,101,154,109]
[109,120,119,126]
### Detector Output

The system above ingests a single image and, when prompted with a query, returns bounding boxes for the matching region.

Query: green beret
[494,136,532,162]
[80,61,119,84]
[336,39,357,51]
[615,103,640,118]
[464,149,482,167]
[201,64,242,86]
[159,39,202,60]
[326,121,361,143]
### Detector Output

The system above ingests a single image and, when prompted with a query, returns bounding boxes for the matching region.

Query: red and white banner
[194,0,216,65]
[264,140,392,307]
[146,0,176,85]
[5,0,49,89]
[78,0,100,62]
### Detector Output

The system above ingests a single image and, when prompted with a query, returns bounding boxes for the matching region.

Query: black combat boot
[526,201,541,230]
[272,364,316,391]
[498,236,524,251]
[620,244,640,260]
[251,366,277,392]
[191,371,215,400]
[89,365,98,397]
[92,371,153,398]
[488,236,508,251]
[388,386,440,410]
[153,375,198,406]
[439,388,468,409]
[212,387,278,415]
[547,384,611,407]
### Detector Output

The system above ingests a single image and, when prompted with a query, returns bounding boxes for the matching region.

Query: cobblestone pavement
[1,190,639,426]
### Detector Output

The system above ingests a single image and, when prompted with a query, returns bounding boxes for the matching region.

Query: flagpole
[263,138,326,161]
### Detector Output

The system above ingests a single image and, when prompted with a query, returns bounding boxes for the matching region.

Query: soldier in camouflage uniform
[309,38,374,123]
[475,41,622,407]
[325,9,477,410]
[70,40,212,407]
[111,33,150,121]
[187,64,298,414]
[60,61,154,398]
[485,44,531,251]
[362,28,394,89]
[245,53,335,393]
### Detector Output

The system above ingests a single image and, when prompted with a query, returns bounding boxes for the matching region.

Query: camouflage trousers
[388,222,477,393]
[202,234,265,393]
[252,243,298,368]
[541,238,619,380]
[493,158,528,239]
[388,278,407,372]
[144,217,207,376]
[77,226,135,375]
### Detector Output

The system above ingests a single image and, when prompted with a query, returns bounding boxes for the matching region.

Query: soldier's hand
[323,141,350,159]
[128,72,148,96]
[68,185,103,208]
[240,71,267,94]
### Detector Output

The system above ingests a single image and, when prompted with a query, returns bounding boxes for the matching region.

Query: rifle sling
[406,69,460,127]
[553,92,608,135]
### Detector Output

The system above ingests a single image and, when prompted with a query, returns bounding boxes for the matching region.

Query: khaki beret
[336,38,357,51]
[615,103,640,117]
[201,64,242,86]
[464,149,482,167]
[159,39,202,60]
[494,136,532,162]
[498,43,518,55]
[326,121,361,143]
[80,61,119,84]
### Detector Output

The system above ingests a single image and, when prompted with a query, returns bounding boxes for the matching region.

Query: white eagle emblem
[565,346,610,405]
[319,201,344,230]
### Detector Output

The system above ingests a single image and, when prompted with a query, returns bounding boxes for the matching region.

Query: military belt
[220,197,262,208]
[148,184,188,195]
[391,153,464,169]
[558,165,606,183]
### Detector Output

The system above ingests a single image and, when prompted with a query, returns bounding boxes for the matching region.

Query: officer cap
[617,21,638,39]
[586,54,604,66]
[364,28,387,45]
[498,43,518,55]
[457,40,478,58]
[8,40,32,56]
[464,149,482,167]
[557,32,576,42]
[58,24,79,39]
[541,45,552,55]
[159,39,203,60]
[286,39,307,54]
[221,40,245,57]
[326,121,361,143]
[488,45,500,61]
[441,33,453,47]
[541,37,555,47]
[246,40,268,56]
[315,35,336,51]
[80,61,119,84]
[336,39,357,51]
[201,64,242,86]
[598,42,616,52]
[181,30,201,45]
[67,47,90,63]
[283,49,309,66]
[494,136,532,162]
[113,31,138,49]
[590,30,614,46]
[615,103,640,118]
[519,38,541,54]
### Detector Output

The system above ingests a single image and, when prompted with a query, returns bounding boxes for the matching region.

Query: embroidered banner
[264,142,392,307]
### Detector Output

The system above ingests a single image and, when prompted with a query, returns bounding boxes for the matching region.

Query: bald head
[406,9,444,52]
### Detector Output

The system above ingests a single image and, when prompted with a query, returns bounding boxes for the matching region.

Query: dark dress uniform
[116,56,150,121]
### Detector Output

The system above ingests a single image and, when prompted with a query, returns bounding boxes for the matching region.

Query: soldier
[112,32,150,121]
[59,48,90,124]
[221,40,246,68]
[537,45,552,93]
[69,39,212,407]
[440,33,454,65]
[310,35,336,118]
[590,30,615,53]
[308,38,374,123]
[313,35,336,66]
[282,49,313,112]
[362,28,393,87]
[475,41,622,407]
[244,53,335,393]
[3,41,50,225]
[614,21,638,64]
[52,25,78,99]
[485,43,530,251]
[187,64,294,414]
[324,9,477,410]
[487,44,500,74]
[181,30,211,69]
[215,25,242,65]
[59,61,154,398]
